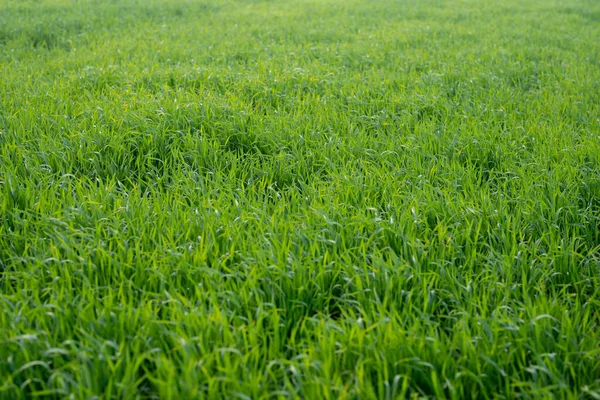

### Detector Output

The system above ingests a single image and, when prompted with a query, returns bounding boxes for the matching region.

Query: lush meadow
[1,0,600,398]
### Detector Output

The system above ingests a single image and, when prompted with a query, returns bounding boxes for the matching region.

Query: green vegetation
[1,0,599,398]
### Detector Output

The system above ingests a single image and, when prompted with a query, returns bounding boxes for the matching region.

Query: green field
[1,0,600,398]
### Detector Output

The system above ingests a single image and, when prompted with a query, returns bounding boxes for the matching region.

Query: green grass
[1,0,600,398]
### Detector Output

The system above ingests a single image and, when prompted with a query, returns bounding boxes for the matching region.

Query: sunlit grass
[1,0,599,398]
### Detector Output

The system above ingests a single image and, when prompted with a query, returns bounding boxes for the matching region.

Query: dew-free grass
[1,0,600,398]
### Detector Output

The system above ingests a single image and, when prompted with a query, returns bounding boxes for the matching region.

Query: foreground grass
[1,0,600,398]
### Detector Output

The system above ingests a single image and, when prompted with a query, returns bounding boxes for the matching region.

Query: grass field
[1,0,600,398]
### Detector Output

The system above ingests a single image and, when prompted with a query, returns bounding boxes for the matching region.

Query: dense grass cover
[1,0,600,398]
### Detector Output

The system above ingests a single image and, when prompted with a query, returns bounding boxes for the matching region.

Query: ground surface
[1,0,600,398]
